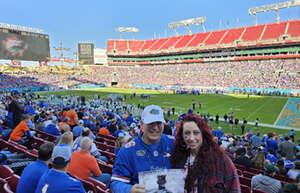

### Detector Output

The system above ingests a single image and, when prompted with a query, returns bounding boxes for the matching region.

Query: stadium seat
[0,177,7,193]
[247,167,263,175]
[3,183,13,193]
[234,164,246,171]
[240,184,250,193]
[0,165,14,179]
[252,189,268,193]
[5,174,19,192]
[97,160,113,174]
[86,177,107,192]
[239,176,251,187]
[242,171,255,179]
[81,178,97,193]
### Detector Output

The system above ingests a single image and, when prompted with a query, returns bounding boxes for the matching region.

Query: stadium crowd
[0,59,299,91]
[0,91,299,192]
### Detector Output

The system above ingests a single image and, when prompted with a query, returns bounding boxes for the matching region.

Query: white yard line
[246,100,270,121]
[274,98,289,126]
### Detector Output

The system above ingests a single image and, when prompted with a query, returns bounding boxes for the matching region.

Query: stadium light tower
[116,27,139,40]
[168,17,206,36]
[249,0,300,25]
[54,41,70,65]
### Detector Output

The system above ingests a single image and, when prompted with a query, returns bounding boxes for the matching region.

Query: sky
[0,0,299,59]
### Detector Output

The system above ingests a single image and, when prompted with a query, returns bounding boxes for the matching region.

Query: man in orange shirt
[67,137,111,187]
[65,106,78,129]
[9,114,33,144]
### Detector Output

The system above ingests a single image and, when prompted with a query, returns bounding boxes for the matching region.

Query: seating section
[186,32,211,47]
[160,36,182,50]
[115,40,128,51]
[220,27,245,44]
[241,25,265,42]
[140,39,157,51]
[107,40,115,52]
[205,30,227,45]
[109,20,300,54]
[261,22,288,40]
[174,34,196,48]
[287,20,300,37]
[149,38,169,50]
[128,40,145,52]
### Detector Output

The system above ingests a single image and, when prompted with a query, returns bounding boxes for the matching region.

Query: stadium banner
[94,48,107,64]
[78,43,94,65]
[0,29,50,61]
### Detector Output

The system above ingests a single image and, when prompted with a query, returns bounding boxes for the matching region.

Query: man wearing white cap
[111,105,174,193]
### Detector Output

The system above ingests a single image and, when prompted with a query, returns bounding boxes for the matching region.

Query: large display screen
[0,29,50,61]
[78,43,94,65]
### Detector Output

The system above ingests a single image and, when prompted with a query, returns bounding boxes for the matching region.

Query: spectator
[17,142,55,193]
[110,105,174,193]
[73,127,108,163]
[170,114,240,193]
[8,90,22,128]
[35,144,85,193]
[287,161,300,180]
[9,114,33,144]
[252,151,266,170]
[283,173,300,193]
[279,135,296,161]
[251,164,282,193]
[68,137,111,188]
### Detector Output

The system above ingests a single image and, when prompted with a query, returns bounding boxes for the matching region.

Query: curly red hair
[170,114,225,192]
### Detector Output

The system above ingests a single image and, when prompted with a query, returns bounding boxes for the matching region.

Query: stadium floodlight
[249,0,300,25]
[116,27,139,40]
[0,22,43,34]
[168,17,206,36]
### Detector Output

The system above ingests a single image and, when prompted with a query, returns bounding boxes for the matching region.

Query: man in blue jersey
[16,142,55,193]
[111,105,174,193]
[35,144,85,193]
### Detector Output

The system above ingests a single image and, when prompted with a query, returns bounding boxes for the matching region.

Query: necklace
[142,136,166,170]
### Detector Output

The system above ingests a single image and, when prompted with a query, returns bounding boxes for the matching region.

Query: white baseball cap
[141,105,165,124]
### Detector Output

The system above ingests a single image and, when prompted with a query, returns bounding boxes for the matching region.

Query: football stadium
[0,0,300,192]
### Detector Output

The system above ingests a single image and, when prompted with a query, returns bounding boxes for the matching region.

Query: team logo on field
[136,150,145,156]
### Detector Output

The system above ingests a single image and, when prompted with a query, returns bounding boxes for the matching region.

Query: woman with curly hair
[170,114,241,193]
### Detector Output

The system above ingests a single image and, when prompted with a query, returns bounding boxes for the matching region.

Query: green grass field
[41,88,299,140]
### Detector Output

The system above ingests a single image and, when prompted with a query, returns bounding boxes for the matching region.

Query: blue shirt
[44,124,61,136]
[111,134,174,193]
[16,160,48,193]
[35,169,85,193]
[72,126,83,137]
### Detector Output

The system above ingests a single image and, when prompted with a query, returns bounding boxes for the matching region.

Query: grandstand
[106,20,300,65]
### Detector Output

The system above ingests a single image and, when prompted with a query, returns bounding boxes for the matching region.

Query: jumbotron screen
[78,43,94,65]
[0,28,50,61]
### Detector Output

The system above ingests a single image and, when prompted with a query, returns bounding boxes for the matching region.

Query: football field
[43,88,300,140]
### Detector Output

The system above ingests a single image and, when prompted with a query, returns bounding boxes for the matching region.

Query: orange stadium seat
[186,32,211,47]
